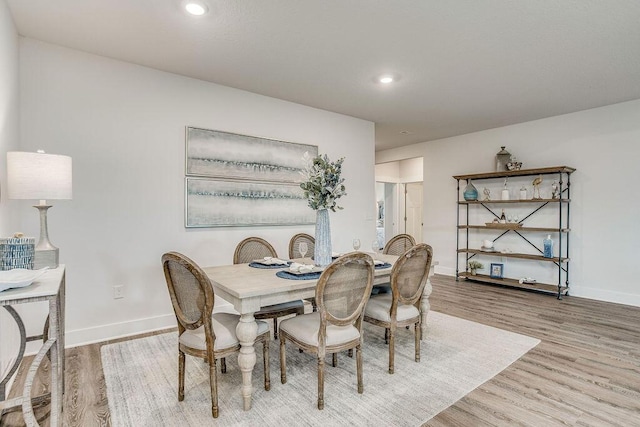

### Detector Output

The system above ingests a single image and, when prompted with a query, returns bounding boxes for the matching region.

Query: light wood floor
[2,275,639,426]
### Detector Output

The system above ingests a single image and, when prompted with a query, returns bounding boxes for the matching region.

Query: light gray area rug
[102,311,539,426]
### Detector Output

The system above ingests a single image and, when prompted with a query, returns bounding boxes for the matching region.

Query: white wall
[0,0,20,388]
[377,99,640,307]
[13,38,376,346]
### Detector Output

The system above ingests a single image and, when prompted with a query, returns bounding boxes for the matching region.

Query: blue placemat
[249,262,290,269]
[276,270,322,280]
[375,263,392,269]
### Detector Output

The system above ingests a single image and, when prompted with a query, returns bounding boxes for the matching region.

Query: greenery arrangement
[468,260,484,270]
[299,152,346,212]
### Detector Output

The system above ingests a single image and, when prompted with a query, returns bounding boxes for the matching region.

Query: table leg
[49,297,60,426]
[236,313,258,411]
[420,264,435,340]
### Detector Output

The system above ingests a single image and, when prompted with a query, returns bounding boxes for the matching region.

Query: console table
[0,266,65,426]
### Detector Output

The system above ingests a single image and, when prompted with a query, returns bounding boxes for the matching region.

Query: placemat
[276,270,322,280]
[249,262,290,269]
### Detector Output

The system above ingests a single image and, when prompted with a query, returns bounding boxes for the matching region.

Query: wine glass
[371,240,379,259]
[298,242,308,258]
[352,239,361,251]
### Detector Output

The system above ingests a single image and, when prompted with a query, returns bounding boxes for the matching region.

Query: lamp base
[34,247,59,269]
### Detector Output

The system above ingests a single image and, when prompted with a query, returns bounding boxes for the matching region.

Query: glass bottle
[500,209,506,223]
[543,235,554,258]
[463,180,478,201]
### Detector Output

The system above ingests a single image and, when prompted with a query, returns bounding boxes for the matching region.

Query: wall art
[185,177,315,227]
[185,127,318,182]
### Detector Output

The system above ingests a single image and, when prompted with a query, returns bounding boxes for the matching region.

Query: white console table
[0,266,65,426]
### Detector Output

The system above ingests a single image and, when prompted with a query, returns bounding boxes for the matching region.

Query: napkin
[289,262,316,273]
[262,257,288,265]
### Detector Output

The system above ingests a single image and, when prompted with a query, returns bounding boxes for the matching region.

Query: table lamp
[6,151,73,269]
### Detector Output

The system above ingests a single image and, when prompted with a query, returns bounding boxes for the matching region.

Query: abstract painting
[185,127,318,182]
[185,177,315,227]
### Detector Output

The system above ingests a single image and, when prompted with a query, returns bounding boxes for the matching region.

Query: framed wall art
[185,127,318,182]
[490,263,504,279]
[185,177,315,227]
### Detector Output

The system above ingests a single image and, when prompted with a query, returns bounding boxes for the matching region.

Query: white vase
[314,209,332,267]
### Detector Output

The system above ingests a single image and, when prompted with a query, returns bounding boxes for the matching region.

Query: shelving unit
[453,166,575,299]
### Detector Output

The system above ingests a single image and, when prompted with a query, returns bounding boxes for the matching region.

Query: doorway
[374,157,423,247]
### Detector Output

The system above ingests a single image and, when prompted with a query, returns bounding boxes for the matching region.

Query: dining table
[202,252,435,411]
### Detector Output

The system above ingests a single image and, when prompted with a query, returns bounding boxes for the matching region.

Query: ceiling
[6,1,640,151]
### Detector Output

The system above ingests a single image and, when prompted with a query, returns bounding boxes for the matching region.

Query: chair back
[390,243,433,307]
[316,253,374,329]
[234,237,277,264]
[162,252,214,334]
[289,233,315,258]
[383,233,416,256]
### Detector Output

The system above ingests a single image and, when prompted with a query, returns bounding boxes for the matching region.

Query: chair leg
[273,317,279,340]
[263,338,271,390]
[356,344,363,394]
[415,323,421,363]
[332,353,337,367]
[221,357,227,373]
[209,357,219,418]
[388,327,396,374]
[317,356,325,409]
[279,334,287,384]
[178,350,185,401]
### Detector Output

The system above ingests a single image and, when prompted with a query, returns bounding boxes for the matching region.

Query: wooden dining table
[202,253,434,411]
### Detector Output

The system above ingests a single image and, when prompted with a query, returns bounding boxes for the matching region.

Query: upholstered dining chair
[364,243,433,374]
[383,233,416,256]
[279,252,374,410]
[162,251,271,418]
[289,233,317,311]
[288,233,315,259]
[233,237,305,339]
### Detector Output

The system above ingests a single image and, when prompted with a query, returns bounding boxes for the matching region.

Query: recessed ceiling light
[184,1,208,16]
[379,75,394,84]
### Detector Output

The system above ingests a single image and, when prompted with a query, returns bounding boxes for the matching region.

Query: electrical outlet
[113,285,124,299]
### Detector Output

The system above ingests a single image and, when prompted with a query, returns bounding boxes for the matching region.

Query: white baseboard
[567,286,640,308]
[64,298,235,349]
[64,313,176,348]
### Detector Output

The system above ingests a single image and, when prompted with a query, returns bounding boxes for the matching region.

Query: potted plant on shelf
[468,260,483,276]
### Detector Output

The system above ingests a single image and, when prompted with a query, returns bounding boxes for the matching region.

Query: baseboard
[64,298,236,349]
[567,286,640,308]
[64,313,177,348]
[433,266,640,308]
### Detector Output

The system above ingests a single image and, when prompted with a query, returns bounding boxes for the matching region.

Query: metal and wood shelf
[454,165,575,299]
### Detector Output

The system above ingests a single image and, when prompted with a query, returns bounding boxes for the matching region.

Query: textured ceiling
[6,0,640,151]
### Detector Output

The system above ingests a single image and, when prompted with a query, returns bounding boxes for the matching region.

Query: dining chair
[279,252,374,410]
[162,251,271,418]
[288,233,315,259]
[289,233,317,311]
[364,243,433,374]
[383,233,416,256]
[371,233,416,297]
[233,237,305,339]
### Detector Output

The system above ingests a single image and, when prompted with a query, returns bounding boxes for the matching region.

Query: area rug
[102,311,539,426]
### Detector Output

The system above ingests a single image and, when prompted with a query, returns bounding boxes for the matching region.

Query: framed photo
[185,127,318,182]
[490,263,504,279]
[185,177,315,227]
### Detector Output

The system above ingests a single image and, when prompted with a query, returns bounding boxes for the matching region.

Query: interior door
[405,182,423,243]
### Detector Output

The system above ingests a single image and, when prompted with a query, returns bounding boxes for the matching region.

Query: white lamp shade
[7,151,73,200]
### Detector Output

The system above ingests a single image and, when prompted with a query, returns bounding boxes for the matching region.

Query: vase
[463,181,478,201]
[314,209,332,267]
[470,268,477,276]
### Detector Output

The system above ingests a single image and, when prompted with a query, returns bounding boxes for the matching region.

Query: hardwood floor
[2,275,639,426]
